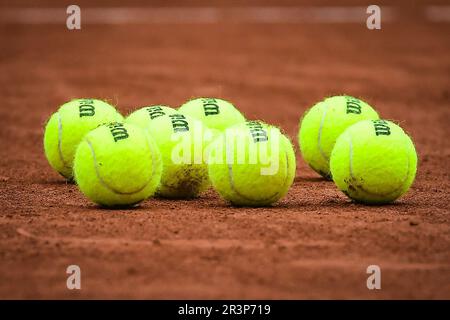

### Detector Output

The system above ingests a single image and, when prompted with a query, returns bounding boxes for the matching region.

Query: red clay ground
[0,2,449,299]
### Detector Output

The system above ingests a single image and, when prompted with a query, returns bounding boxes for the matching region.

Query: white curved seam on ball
[281,150,292,193]
[348,135,411,197]
[266,150,291,202]
[386,150,412,196]
[57,112,70,169]
[86,138,153,196]
[223,132,279,204]
[265,150,291,202]
[348,135,354,177]
[224,131,261,203]
[144,132,157,191]
[317,103,330,162]
[226,150,287,204]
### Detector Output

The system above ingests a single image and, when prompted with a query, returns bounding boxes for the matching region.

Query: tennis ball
[125,105,178,129]
[208,121,296,206]
[44,98,123,180]
[298,95,379,179]
[73,122,162,207]
[146,113,210,198]
[178,97,246,131]
[330,120,417,204]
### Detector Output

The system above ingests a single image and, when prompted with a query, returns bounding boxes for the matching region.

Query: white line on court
[0,6,393,24]
[0,6,448,25]
[425,6,450,22]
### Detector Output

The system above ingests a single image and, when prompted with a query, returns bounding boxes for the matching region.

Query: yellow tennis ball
[178,97,246,131]
[126,106,221,168]
[146,113,211,198]
[330,119,417,204]
[43,98,123,180]
[298,95,379,179]
[73,122,162,207]
[208,121,296,206]
[125,105,178,129]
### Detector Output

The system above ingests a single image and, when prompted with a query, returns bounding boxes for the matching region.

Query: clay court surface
[0,1,449,299]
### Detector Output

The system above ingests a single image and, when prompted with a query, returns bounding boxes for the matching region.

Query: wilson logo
[108,123,129,142]
[246,121,268,143]
[146,106,167,120]
[202,98,220,116]
[373,119,391,136]
[346,96,362,114]
[170,114,189,132]
[79,99,95,117]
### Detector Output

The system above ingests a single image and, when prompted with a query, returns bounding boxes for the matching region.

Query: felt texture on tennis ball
[44,98,123,180]
[330,119,417,204]
[178,97,246,131]
[125,105,178,129]
[298,95,379,179]
[208,121,296,207]
[73,122,162,207]
[146,113,210,199]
